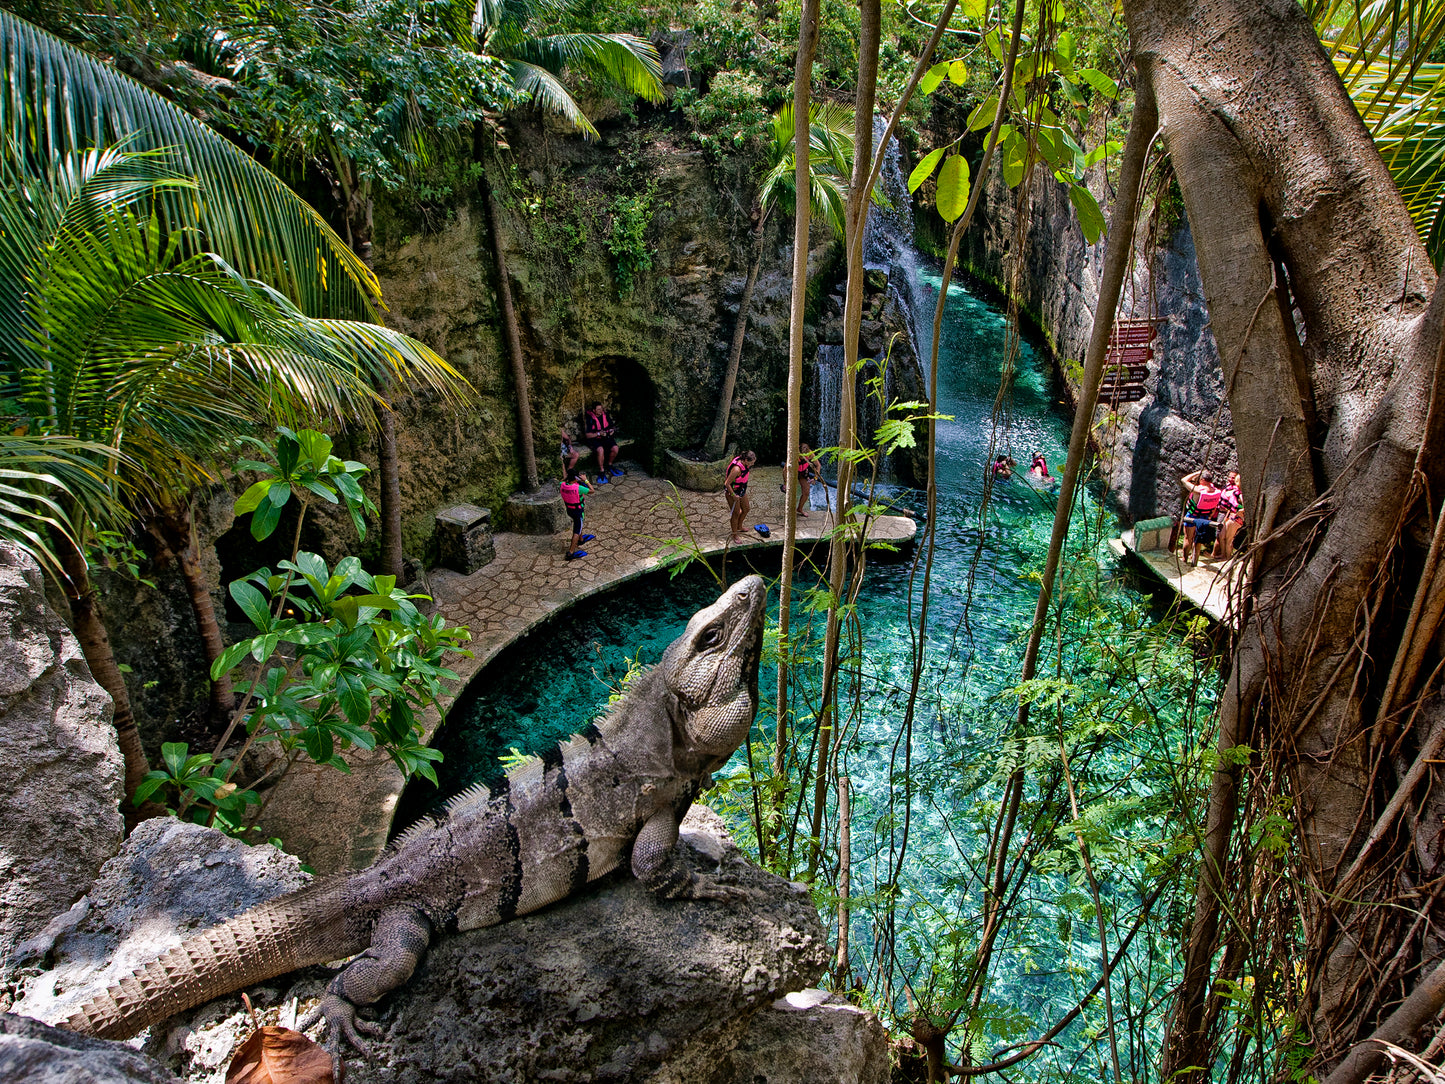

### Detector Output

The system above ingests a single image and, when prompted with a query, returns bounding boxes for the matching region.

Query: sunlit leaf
[909,146,948,192]
[937,155,971,222]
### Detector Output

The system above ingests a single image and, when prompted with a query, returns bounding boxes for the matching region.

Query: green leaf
[229,580,273,631]
[921,61,950,96]
[297,430,333,470]
[937,155,971,222]
[337,673,372,726]
[949,60,969,85]
[212,640,254,680]
[1077,68,1119,99]
[1001,137,1027,188]
[234,480,273,516]
[962,0,986,18]
[250,497,282,540]
[162,742,189,777]
[1069,184,1107,244]
[966,96,1000,132]
[266,482,292,507]
[1082,140,1123,169]
[909,146,948,193]
[133,775,168,806]
[1057,29,1077,63]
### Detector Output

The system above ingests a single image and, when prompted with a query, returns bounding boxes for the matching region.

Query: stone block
[435,504,496,573]
[504,490,569,535]
[661,447,733,492]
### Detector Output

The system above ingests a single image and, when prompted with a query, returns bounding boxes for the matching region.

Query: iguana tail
[65,876,362,1040]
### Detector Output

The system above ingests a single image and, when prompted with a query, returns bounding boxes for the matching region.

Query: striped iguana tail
[65,877,362,1040]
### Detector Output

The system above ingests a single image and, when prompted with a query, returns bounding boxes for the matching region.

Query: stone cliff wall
[953,157,1238,520]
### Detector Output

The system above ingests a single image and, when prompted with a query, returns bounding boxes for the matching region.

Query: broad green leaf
[337,672,372,725]
[937,155,971,222]
[985,29,1003,62]
[297,430,333,470]
[967,96,1000,132]
[962,0,986,18]
[266,482,292,507]
[948,60,969,85]
[1083,140,1124,169]
[921,61,951,96]
[909,146,948,192]
[212,640,254,680]
[230,580,273,631]
[1069,183,1107,244]
[250,497,282,540]
[1077,68,1119,99]
[1057,30,1077,63]
[234,480,273,515]
[162,742,188,776]
[1001,134,1027,188]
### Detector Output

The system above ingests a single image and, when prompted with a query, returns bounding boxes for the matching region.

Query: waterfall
[815,345,844,452]
[862,117,938,389]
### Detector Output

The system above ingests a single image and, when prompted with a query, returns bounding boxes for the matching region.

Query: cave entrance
[560,356,656,472]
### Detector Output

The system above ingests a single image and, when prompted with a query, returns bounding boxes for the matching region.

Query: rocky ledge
[6,808,888,1082]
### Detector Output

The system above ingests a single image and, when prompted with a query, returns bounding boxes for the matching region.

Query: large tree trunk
[483,170,540,493]
[59,539,151,802]
[703,211,766,460]
[1120,2,1445,1078]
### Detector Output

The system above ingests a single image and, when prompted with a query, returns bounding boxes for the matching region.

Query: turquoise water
[400,276,1203,1079]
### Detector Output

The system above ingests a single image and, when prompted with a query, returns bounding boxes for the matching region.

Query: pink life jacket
[560,481,584,509]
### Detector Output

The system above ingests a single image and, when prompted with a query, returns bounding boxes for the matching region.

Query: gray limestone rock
[0,1013,181,1084]
[154,807,831,1083]
[9,817,308,1028]
[0,542,121,972]
[719,989,891,1084]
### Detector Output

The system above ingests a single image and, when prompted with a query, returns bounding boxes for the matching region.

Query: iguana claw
[299,992,381,1079]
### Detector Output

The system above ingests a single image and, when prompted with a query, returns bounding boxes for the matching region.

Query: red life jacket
[585,410,610,438]
[1189,486,1221,515]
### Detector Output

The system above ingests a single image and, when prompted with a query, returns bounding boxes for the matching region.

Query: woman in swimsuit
[724,450,757,542]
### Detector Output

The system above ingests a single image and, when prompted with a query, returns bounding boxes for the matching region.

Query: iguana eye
[699,624,723,649]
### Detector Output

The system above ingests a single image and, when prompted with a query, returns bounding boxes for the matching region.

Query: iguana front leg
[632,809,747,901]
[300,905,432,1067]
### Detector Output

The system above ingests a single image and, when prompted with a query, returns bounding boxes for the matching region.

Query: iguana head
[661,574,767,769]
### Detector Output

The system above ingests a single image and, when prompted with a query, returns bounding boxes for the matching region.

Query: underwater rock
[148,807,833,1083]
[0,542,121,973]
[8,818,308,1028]
[0,1013,180,1084]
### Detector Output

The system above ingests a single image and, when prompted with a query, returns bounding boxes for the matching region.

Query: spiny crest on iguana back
[62,575,767,1055]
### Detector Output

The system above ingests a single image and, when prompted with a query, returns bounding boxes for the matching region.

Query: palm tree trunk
[378,408,405,580]
[771,0,820,863]
[150,505,236,722]
[703,212,766,460]
[483,170,540,492]
[58,537,150,801]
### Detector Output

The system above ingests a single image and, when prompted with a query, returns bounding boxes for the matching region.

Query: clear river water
[399,272,1203,1077]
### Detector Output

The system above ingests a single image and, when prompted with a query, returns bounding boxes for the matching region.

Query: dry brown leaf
[225,1024,334,1084]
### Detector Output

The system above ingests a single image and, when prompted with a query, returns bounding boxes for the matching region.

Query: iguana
[63,574,767,1059]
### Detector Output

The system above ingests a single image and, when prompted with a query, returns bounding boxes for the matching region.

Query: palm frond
[0,8,381,320]
[1314,2,1445,268]
[514,33,664,104]
[506,59,597,137]
[758,102,856,237]
[0,434,127,580]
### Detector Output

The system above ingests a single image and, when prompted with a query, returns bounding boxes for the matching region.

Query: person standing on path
[560,469,594,561]
[724,450,757,542]
[796,443,820,517]
[1179,468,1222,566]
[585,401,621,483]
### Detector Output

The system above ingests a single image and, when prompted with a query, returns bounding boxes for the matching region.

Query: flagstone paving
[425,463,916,690]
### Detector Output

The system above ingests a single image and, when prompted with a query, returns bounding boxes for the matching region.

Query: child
[560,426,580,476]
[560,469,594,560]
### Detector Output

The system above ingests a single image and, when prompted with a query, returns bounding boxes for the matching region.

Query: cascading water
[863,116,939,386]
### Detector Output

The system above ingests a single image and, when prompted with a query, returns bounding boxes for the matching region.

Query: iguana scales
[64,574,767,1056]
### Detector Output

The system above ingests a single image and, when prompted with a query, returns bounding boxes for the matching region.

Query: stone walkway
[427,463,916,688]
[262,463,915,874]
[1111,528,1246,628]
